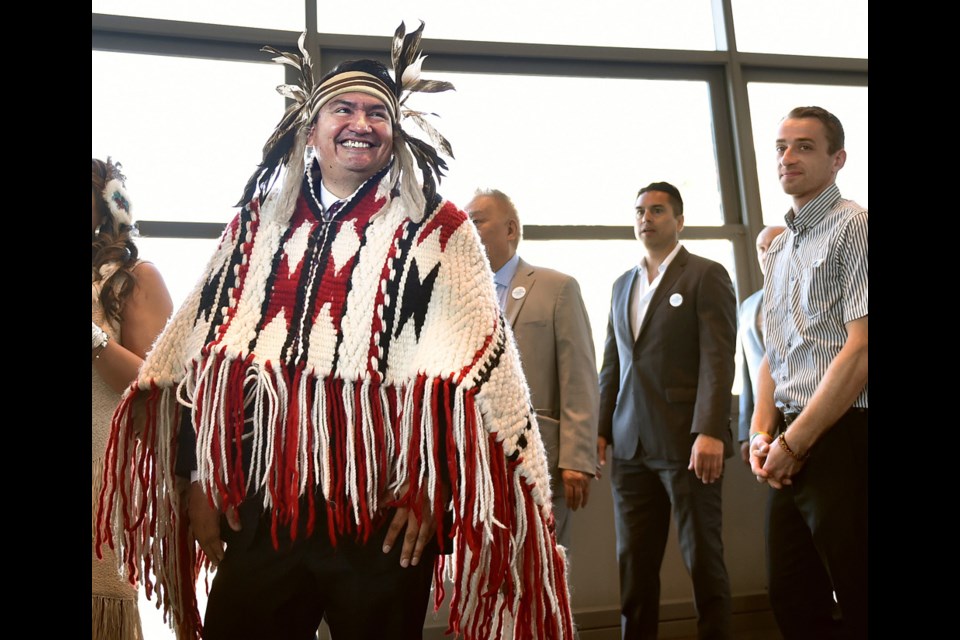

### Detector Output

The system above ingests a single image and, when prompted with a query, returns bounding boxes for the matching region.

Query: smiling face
[308,92,394,196]
[776,117,846,211]
[634,190,683,257]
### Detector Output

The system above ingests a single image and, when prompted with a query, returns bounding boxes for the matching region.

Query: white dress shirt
[630,242,683,342]
[493,253,520,312]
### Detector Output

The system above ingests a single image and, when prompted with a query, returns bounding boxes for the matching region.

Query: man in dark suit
[467,188,600,549]
[737,225,786,464]
[597,181,737,640]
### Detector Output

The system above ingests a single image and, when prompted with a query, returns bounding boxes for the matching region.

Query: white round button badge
[669,293,683,307]
[512,286,526,300]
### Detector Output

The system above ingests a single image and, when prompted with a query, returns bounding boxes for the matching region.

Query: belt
[779,406,868,428]
[781,409,801,427]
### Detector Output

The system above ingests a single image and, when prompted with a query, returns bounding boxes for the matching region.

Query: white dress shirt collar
[638,241,683,278]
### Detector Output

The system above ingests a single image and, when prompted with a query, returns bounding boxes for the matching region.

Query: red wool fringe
[96,361,573,640]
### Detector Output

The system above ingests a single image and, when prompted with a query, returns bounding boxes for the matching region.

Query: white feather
[401,55,426,88]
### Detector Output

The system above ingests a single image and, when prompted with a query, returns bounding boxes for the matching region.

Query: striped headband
[309,70,399,123]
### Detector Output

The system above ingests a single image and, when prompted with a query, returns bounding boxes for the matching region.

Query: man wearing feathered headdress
[96,22,575,640]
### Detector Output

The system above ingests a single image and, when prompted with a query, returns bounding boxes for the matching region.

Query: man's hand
[560,469,592,511]
[596,436,609,480]
[740,440,750,465]
[688,433,724,484]
[186,482,241,568]
[749,433,773,483]
[760,434,806,489]
[381,485,438,568]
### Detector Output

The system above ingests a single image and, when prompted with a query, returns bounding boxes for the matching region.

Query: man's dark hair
[785,106,845,154]
[320,59,397,94]
[637,181,684,218]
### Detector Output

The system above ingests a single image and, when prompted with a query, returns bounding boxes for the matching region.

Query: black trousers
[766,409,868,640]
[202,501,438,640]
[611,458,732,640]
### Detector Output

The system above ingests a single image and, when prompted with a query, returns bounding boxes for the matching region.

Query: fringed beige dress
[92,264,143,640]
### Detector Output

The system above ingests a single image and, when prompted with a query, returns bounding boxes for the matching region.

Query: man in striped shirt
[749,106,868,640]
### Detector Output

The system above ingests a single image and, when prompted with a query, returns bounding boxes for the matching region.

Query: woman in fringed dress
[92,157,173,640]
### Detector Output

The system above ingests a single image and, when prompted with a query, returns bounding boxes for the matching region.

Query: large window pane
[519,238,738,377]
[316,0,718,50]
[92,0,304,31]
[92,51,286,225]
[747,83,868,225]
[403,72,725,226]
[136,237,221,312]
[137,571,209,640]
[732,0,868,59]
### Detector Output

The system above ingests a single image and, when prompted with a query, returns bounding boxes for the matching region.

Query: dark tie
[324,200,344,222]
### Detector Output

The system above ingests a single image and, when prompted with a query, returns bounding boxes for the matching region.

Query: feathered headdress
[236,22,455,221]
[384,21,455,214]
[97,157,133,228]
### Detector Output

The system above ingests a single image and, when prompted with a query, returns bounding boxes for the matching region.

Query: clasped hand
[750,434,804,489]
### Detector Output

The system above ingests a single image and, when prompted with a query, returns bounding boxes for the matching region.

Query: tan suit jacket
[506,257,599,484]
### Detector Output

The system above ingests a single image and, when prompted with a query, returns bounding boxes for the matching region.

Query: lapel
[506,257,536,327]
[635,245,689,345]
[620,267,640,339]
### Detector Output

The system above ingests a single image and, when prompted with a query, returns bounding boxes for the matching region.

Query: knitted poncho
[95,168,574,639]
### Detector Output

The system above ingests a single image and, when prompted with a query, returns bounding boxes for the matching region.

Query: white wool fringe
[342,380,359,523]
[359,379,378,511]
[313,378,331,498]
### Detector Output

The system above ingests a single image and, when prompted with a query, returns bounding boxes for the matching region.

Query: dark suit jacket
[598,246,737,464]
[506,257,599,481]
[737,289,764,443]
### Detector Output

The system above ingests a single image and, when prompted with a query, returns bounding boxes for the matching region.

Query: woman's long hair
[92,157,140,324]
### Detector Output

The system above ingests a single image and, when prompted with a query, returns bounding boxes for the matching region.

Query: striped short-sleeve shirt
[762,183,868,411]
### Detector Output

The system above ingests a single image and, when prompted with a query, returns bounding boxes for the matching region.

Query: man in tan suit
[467,188,600,548]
